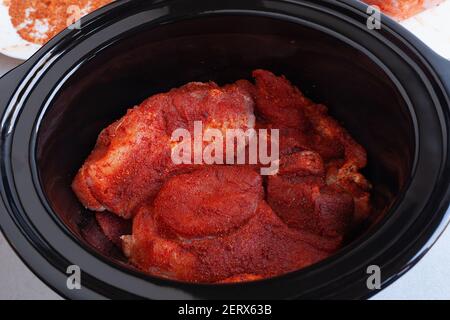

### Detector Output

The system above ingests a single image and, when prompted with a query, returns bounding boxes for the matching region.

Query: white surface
[400,1,450,60]
[0,232,62,300]
[371,225,450,300]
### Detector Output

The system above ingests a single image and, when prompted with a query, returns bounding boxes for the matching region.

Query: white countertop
[1,49,450,300]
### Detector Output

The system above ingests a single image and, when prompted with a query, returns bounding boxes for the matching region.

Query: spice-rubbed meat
[73,69,373,283]
[152,166,263,238]
[249,70,371,233]
[267,152,354,237]
[122,166,341,283]
[72,82,255,219]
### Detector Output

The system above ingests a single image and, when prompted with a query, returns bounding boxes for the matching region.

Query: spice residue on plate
[364,0,445,20]
[8,0,112,45]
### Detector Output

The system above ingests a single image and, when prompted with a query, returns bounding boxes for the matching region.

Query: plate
[0,0,40,60]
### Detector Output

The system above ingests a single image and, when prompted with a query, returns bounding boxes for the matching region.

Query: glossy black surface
[0,0,449,299]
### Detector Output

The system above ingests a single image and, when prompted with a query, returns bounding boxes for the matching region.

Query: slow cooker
[0,0,449,299]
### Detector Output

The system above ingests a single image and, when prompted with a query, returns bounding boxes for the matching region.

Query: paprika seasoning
[8,0,112,45]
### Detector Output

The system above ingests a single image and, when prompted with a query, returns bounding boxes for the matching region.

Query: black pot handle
[437,56,450,100]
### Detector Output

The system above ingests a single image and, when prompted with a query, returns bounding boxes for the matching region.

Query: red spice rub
[122,167,340,283]
[72,81,255,219]
[8,0,112,44]
[364,0,444,20]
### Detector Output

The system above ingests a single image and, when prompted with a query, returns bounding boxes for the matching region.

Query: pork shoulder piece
[122,166,341,283]
[72,82,255,219]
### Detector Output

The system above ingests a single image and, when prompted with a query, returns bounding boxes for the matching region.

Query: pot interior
[36,15,415,269]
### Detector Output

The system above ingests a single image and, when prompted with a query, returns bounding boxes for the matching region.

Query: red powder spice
[8,0,112,45]
[361,0,444,20]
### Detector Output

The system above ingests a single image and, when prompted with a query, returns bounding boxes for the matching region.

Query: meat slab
[72,82,255,219]
[122,166,340,283]
[73,70,373,283]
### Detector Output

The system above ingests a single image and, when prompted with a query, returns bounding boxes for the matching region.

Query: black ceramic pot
[0,0,449,299]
